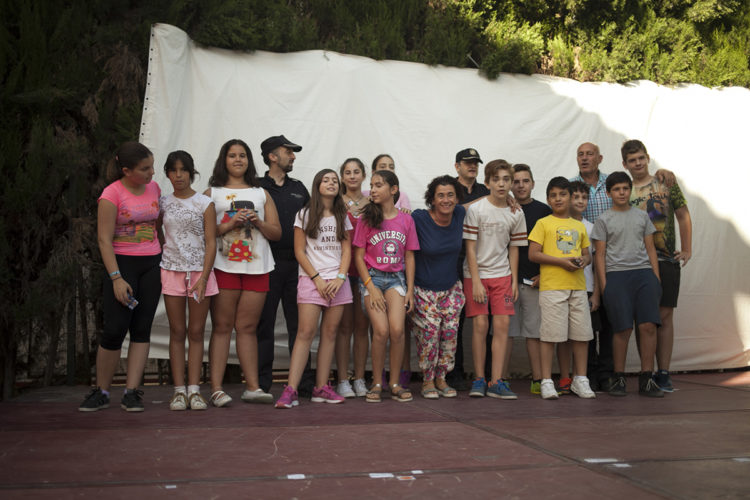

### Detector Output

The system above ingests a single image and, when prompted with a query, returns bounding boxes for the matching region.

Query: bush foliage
[1,0,748,397]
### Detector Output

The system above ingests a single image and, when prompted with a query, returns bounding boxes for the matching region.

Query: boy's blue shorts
[602,269,661,332]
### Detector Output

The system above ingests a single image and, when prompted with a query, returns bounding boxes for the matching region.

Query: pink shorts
[463,276,515,318]
[297,276,353,307]
[161,269,219,297]
[214,268,269,292]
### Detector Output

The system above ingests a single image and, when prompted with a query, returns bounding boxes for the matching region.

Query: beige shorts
[539,289,593,343]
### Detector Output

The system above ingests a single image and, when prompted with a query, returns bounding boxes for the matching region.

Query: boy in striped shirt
[463,160,527,400]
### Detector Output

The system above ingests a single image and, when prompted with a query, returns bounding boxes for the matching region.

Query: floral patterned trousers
[410,281,465,382]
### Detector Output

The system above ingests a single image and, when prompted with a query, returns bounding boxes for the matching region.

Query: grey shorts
[508,283,541,339]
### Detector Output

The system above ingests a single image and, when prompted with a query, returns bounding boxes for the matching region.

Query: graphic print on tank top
[219,199,259,262]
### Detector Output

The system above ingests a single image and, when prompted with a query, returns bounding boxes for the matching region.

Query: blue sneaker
[487,379,517,400]
[653,370,674,392]
[469,377,487,397]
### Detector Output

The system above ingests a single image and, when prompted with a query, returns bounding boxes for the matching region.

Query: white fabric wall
[134,23,750,372]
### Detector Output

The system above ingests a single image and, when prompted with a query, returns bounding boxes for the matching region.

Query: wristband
[109,270,121,278]
[336,273,346,280]
[111,275,122,281]
[310,273,320,280]
[363,277,372,287]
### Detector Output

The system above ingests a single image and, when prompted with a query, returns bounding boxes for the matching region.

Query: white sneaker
[188,392,208,410]
[540,379,559,400]
[169,391,188,410]
[352,378,367,397]
[571,377,597,399]
[336,380,356,398]
[241,388,273,404]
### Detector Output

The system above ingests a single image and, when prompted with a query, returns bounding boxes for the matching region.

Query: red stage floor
[1,371,748,499]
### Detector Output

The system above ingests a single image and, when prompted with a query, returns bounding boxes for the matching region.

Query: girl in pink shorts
[159,151,219,410]
[275,169,353,408]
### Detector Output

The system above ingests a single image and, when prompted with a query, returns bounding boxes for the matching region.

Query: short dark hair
[569,180,589,196]
[164,150,197,182]
[606,171,633,191]
[512,163,533,181]
[546,176,571,197]
[621,139,648,161]
[424,175,463,207]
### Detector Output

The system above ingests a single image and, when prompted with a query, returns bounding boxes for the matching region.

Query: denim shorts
[359,268,406,309]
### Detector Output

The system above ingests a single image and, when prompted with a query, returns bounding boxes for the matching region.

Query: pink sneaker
[274,385,299,409]
[311,383,345,404]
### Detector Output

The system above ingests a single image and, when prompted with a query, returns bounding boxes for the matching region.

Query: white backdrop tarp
[135,23,750,372]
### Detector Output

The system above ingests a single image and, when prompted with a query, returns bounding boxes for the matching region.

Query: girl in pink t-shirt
[79,142,161,413]
[275,169,352,408]
[353,170,419,403]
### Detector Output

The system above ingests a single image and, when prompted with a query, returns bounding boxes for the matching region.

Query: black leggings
[100,253,162,350]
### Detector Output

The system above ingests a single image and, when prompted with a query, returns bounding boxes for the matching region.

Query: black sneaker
[639,372,665,398]
[121,389,145,412]
[653,369,674,392]
[79,387,110,412]
[608,373,627,397]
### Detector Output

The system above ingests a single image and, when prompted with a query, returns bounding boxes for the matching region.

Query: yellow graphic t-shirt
[528,215,589,291]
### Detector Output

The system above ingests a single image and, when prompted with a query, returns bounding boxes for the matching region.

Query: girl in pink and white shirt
[353,170,419,403]
[275,169,353,408]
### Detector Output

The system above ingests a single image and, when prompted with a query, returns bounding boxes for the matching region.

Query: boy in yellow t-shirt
[528,177,596,400]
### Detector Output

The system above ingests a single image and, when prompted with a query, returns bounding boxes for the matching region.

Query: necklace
[346,193,365,207]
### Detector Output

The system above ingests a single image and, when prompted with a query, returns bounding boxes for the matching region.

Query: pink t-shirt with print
[98,180,161,256]
[352,212,419,273]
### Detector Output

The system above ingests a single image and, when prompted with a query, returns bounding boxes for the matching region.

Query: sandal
[366,384,383,403]
[210,390,232,408]
[390,384,413,403]
[421,384,439,400]
[435,380,457,398]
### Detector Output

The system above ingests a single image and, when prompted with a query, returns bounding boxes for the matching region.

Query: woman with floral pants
[410,176,467,398]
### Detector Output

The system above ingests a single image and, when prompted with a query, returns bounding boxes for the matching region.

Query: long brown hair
[302,169,348,241]
[208,139,260,188]
[361,170,399,229]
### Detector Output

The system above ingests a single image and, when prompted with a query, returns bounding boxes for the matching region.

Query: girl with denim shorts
[205,140,281,407]
[352,170,420,403]
[159,151,219,411]
[275,169,353,408]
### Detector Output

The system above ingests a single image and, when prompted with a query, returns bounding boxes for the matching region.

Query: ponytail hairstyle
[339,157,366,195]
[106,142,153,182]
[302,169,349,241]
[361,170,399,229]
[208,139,260,188]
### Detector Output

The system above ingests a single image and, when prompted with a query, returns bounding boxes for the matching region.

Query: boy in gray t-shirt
[591,172,663,398]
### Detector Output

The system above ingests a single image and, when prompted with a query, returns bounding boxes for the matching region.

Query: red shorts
[463,276,515,318]
[214,268,269,292]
